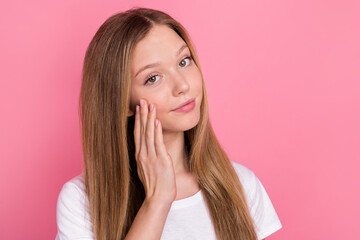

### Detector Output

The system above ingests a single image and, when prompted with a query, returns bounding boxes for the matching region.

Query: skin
[127,24,203,199]
[124,24,203,240]
[124,24,265,240]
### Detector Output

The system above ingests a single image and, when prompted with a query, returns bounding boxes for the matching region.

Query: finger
[154,119,168,158]
[134,105,141,158]
[146,103,156,156]
[136,164,145,186]
[140,99,148,154]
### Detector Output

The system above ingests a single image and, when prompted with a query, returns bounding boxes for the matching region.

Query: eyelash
[144,55,193,85]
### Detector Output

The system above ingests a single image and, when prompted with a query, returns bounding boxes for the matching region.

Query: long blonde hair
[79,7,257,240]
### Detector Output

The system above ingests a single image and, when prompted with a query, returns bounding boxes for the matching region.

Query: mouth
[171,98,196,112]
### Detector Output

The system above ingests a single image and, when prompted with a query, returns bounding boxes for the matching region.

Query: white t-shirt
[55,161,282,240]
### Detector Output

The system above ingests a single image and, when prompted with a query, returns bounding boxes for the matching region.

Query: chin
[182,118,200,131]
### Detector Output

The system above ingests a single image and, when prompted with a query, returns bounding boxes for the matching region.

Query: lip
[172,98,196,112]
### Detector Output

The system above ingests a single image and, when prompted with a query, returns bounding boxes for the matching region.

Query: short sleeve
[55,175,94,240]
[230,161,282,239]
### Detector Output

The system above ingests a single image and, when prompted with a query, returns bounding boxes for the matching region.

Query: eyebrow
[134,44,189,78]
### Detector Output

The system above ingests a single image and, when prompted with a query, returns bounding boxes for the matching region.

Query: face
[128,24,203,133]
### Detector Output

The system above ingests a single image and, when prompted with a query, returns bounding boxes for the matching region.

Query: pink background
[1,0,359,239]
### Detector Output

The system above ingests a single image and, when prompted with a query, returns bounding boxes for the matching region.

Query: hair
[79,7,257,240]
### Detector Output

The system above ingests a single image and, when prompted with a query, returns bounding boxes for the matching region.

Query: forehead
[131,25,188,70]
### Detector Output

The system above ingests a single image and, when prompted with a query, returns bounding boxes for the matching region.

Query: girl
[56,7,282,240]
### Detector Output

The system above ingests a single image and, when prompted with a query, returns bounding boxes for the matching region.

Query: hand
[133,99,177,204]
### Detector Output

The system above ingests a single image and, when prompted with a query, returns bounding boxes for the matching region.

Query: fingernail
[136,105,139,112]
[140,99,145,107]
[155,119,159,127]
[149,104,154,112]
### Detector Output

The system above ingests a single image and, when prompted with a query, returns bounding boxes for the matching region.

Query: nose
[170,70,190,96]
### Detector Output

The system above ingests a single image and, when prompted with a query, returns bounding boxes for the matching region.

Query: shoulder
[229,160,282,239]
[230,160,257,196]
[230,160,255,181]
[57,174,87,212]
[59,174,86,196]
[56,173,94,239]
[229,160,268,209]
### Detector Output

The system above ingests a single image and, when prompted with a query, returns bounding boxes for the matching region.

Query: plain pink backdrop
[1,0,359,239]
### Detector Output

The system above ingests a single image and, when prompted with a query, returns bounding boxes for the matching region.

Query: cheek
[141,95,166,115]
[152,100,167,115]
[129,87,139,106]
[149,93,172,119]
[194,72,203,94]
[129,98,140,114]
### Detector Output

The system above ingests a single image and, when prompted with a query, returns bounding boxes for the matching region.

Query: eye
[179,56,193,67]
[144,74,160,85]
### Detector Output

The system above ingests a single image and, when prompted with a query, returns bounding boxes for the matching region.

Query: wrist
[143,196,173,212]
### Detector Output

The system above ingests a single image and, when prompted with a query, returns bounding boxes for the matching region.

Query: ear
[127,108,135,117]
